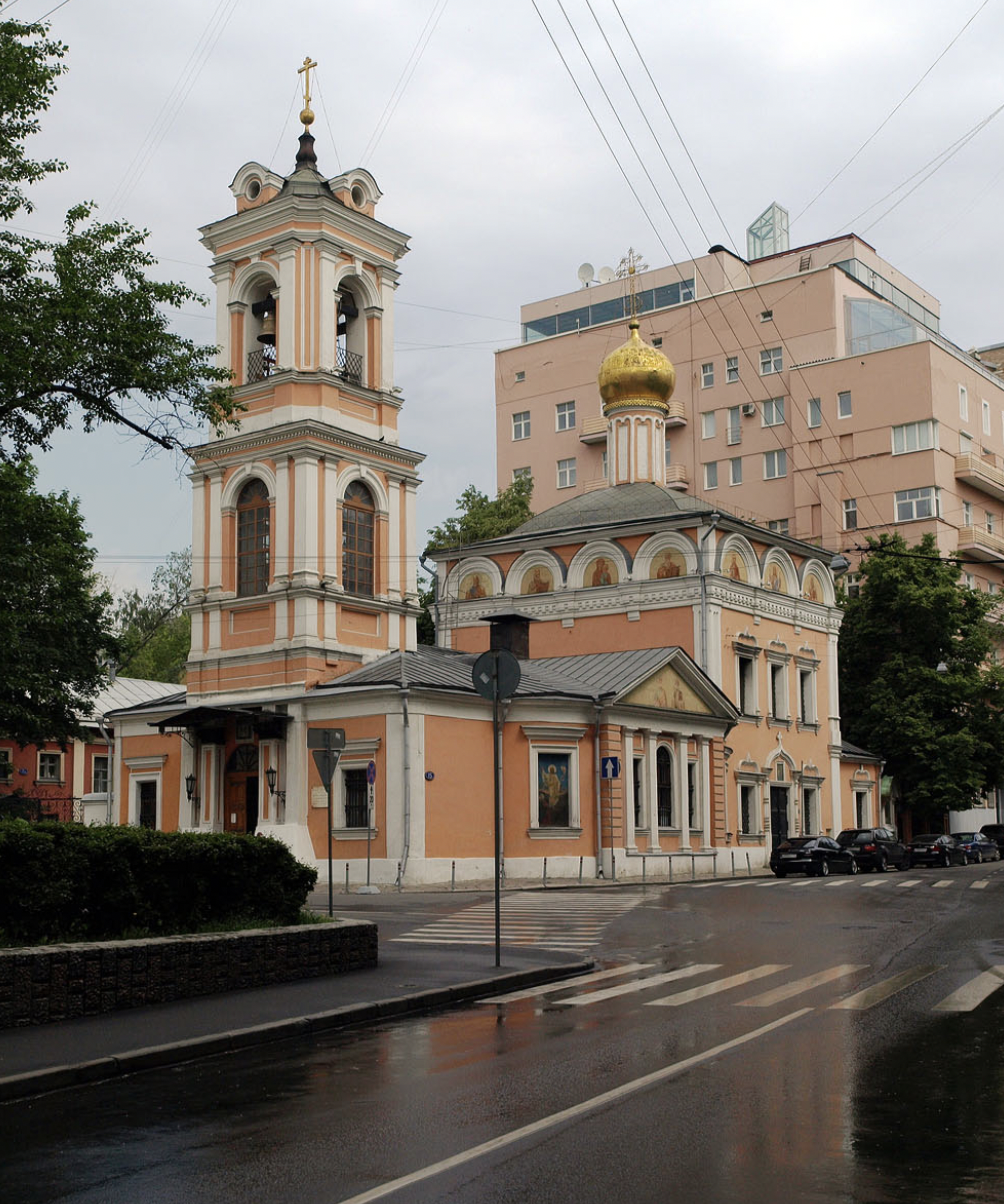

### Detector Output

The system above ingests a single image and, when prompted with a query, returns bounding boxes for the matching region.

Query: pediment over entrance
[623,665,711,714]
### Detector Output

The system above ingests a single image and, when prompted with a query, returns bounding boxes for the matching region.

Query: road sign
[307,727,346,750]
[601,756,621,780]
[366,760,376,785]
[472,648,521,701]
[311,748,340,789]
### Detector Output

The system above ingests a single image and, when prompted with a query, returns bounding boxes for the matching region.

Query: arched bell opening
[335,283,364,385]
[246,282,277,383]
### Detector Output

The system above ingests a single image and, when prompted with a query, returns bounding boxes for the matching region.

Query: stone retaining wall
[0,920,377,1028]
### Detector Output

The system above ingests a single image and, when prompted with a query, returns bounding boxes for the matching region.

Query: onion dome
[597,319,676,414]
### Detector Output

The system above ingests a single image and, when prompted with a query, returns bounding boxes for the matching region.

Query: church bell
[257,309,276,345]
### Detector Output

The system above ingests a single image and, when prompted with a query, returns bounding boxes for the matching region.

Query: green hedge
[0,821,318,945]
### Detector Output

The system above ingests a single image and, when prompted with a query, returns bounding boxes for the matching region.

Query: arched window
[343,481,375,596]
[656,746,673,828]
[237,479,270,597]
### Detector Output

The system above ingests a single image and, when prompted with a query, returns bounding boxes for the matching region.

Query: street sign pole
[327,766,334,916]
[492,668,501,968]
[308,728,345,915]
[367,780,374,887]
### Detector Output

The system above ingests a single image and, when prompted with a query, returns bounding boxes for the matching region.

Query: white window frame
[764,449,787,480]
[730,457,743,486]
[843,498,858,531]
[768,518,789,535]
[515,370,526,383]
[963,500,973,526]
[738,780,760,836]
[768,659,789,722]
[527,740,582,832]
[895,486,939,523]
[601,450,608,479]
[987,511,996,535]
[727,406,741,445]
[336,761,373,832]
[760,347,783,375]
[960,385,969,421]
[837,390,853,419]
[892,420,937,455]
[704,461,719,489]
[801,786,818,835]
[807,398,821,429]
[960,431,974,455]
[556,457,577,489]
[132,774,161,829]
[512,410,530,440]
[512,467,531,483]
[92,754,109,795]
[556,400,576,432]
[798,666,818,726]
[762,397,785,427]
[701,362,715,388]
[37,751,63,784]
[701,411,716,439]
[983,400,992,436]
[736,649,759,717]
[726,355,739,384]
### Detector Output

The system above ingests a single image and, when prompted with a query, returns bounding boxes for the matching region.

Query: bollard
[746,852,752,877]
[611,850,616,882]
[543,857,548,887]
[669,856,673,884]
[731,850,735,878]
[395,861,402,892]
[690,855,696,881]
[713,851,718,879]
[578,855,583,884]
[642,856,646,889]
[451,860,456,891]
[344,862,349,893]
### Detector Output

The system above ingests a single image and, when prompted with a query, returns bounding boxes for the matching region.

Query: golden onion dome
[597,319,676,413]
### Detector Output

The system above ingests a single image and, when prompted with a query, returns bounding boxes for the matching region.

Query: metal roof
[85,678,183,723]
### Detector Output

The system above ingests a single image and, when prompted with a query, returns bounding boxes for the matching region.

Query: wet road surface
[5,863,1004,1203]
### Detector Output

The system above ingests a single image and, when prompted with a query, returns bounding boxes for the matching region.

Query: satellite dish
[598,266,616,284]
[577,262,595,285]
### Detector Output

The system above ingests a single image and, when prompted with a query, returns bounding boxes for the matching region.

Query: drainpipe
[399,685,411,881]
[594,701,605,877]
[97,716,115,826]
[419,553,440,645]
[699,513,721,673]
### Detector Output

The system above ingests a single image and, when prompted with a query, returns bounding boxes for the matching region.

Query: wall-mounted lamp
[185,773,197,802]
[266,765,277,795]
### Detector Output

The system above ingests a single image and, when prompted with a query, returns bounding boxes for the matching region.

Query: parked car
[836,827,911,871]
[979,823,1004,854]
[770,836,859,878]
[951,832,1001,864]
[906,834,967,868]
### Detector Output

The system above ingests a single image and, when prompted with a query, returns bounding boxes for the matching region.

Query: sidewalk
[0,933,591,1103]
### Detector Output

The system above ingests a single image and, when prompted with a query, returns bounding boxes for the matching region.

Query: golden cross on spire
[616,247,649,320]
[298,56,318,128]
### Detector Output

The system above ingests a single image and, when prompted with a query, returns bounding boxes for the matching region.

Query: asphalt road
[5,862,1004,1204]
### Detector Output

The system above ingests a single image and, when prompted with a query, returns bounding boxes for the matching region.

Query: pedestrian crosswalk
[390,891,646,953]
[480,959,1004,1016]
[694,874,996,892]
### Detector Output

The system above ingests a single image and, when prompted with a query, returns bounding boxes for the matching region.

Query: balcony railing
[955,452,1004,502]
[579,416,607,444]
[335,346,363,385]
[664,464,689,491]
[958,524,1004,562]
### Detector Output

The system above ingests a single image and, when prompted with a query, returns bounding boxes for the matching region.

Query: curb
[0,959,594,1103]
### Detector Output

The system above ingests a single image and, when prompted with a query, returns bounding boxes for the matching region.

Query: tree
[0,14,238,463]
[419,476,535,645]
[0,460,116,745]
[839,533,1004,821]
[112,550,191,684]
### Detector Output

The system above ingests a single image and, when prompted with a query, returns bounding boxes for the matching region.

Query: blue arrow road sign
[601,756,621,779]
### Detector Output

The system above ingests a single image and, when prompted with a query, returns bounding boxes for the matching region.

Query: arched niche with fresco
[760,549,797,596]
[716,535,758,586]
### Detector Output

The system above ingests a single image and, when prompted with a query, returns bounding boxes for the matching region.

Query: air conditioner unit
[741,402,757,417]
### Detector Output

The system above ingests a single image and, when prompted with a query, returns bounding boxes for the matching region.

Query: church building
[108,74,880,884]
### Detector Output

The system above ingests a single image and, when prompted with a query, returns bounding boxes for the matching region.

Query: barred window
[343,481,375,596]
[237,479,270,597]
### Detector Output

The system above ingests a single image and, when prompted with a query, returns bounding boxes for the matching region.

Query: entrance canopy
[153,704,291,743]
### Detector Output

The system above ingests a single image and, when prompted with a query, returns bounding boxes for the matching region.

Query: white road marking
[647,964,789,1008]
[737,964,868,1007]
[860,879,888,888]
[971,880,990,890]
[932,880,954,889]
[830,966,940,1010]
[787,878,818,887]
[933,967,1004,1013]
[481,963,655,1004]
[560,963,720,1007]
[756,880,784,887]
[334,1009,814,1204]
[894,879,922,888]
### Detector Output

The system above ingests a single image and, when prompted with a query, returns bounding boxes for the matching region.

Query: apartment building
[496,232,1004,591]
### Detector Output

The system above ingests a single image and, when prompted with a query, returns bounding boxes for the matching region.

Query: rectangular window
[663,442,671,470]
[895,486,939,522]
[726,355,739,383]
[843,498,858,531]
[701,362,715,388]
[760,347,783,375]
[557,457,577,489]
[602,450,608,478]
[0,749,11,781]
[960,431,974,455]
[963,500,973,526]
[512,411,530,440]
[768,518,789,535]
[984,400,992,436]
[837,390,853,418]
[138,780,157,829]
[987,511,996,534]
[762,397,785,427]
[807,398,821,428]
[740,783,755,835]
[92,755,109,794]
[769,662,787,720]
[738,654,756,716]
[892,420,937,455]
[37,752,61,782]
[799,669,816,723]
[802,787,816,834]
[656,747,673,828]
[515,370,526,382]
[965,572,976,589]
[343,768,369,828]
[727,406,742,445]
[701,411,716,439]
[764,449,787,480]
[704,461,719,489]
[512,466,531,482]
[730,457,743,486]
[556,400,576,431]
[687,762,697,828]
[960,385,969,420]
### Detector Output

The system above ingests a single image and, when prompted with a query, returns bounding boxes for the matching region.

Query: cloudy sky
[7,0,1004,592]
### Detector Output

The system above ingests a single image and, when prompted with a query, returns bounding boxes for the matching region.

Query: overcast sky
[8,0,1004,592]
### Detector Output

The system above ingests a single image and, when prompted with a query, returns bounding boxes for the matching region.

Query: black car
[906,834,967,868]
[980,823,1004,854]
[951,832,1001,864]
[770,835,859,878]
[836,827,910,872]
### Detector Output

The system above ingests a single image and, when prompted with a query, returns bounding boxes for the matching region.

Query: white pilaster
[645,729,658,844]
[190,474,206,593]
[624,728,636,851]
[677,734,691,848]
[207,468,224,594]
[319,249,338,371]
[387,477,402,600]
[699,737,711,845]
[276,240,298,369]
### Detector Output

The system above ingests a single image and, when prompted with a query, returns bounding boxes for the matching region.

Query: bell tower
[186,61,424,700]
